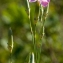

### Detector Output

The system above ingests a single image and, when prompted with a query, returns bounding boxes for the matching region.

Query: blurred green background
[0,0,63,63]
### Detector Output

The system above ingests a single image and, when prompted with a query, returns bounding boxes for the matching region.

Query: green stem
[38,4,40,22]
[27,0,30,19]
[10,52,12,63]
[40,3,49,46]
[39,4,50,63]
[27,0,36,63]
[8,27,13,63]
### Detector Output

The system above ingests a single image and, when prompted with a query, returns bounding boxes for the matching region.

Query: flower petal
[41,1,48,7]
[47,0,50,2]
[29,0,37,2]
[39,0,50,7]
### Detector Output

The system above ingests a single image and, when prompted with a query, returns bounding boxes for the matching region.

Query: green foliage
[0,0,63,63]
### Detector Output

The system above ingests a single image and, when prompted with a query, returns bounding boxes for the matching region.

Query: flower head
[40,0,50,7]
[29,0,50,7]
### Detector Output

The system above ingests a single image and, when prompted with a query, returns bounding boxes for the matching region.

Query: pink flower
[40,0,50,7]
[29,0,50,7]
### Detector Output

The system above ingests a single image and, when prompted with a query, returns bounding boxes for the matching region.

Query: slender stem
[31,22,36,63]
[27,0,36,63]
[38,4,40,22]
[46,3,49,19]
[10,52,12,63]
[40,3,49,43]
[8,27,13,63]
[39,4,50,63]
[39,5,44,46]
[29,52,35,63]
[27,0,30,19]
